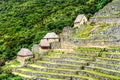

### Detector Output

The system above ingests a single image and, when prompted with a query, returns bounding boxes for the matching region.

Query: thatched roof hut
[74,14,87,27]
[43,32,59,43]
[17,48,33,66]
[39,39,50,49]
[17,48,33,57]
[44,32,59,39]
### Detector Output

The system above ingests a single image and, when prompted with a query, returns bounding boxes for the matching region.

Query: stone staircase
[12,48,120,80]
[78,51,120,80]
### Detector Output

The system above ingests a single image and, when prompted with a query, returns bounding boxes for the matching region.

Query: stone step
[96,57,120,64]
[13,71,65,80]
[90,62,120,71]
[13,68,97,80]
[35,61,83,70]
[77,50,100,54]
[42,58,88,66]
[78,70,120,80]
[102,52,120,59]
[76,48,101,54]
[12,72,35,79]
[26,64,78,75]
[47,52,98,58]
[43,56,94,62]
[85,66,120,76]
[65,53,98,57]
[61,56,94,61]
[62,53,96,58]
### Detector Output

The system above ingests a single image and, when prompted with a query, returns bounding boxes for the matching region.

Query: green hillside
[0,0,112,61]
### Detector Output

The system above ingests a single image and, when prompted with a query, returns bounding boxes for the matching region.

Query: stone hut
[39,39,50,49]
[32,44,40,53]
[17,48,33,66]
[43,32,59,43]
[31,44,41,59]
[74,14,88,28]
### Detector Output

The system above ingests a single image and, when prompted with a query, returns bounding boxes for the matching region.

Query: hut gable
[17,48,33,57]
[44,32,59,39]
[74,14,85,23]
[39,39,50,47]
[74,14,87,27]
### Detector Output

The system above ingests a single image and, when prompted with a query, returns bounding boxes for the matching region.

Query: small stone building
[17,48,33,66]
[39,39,50,49]
[74,14,88,28]
[31,44,41,59]
[43,32,59,43]
[32,44,40,53]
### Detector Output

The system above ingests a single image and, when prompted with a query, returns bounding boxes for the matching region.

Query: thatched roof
[44,32,59,39]
[39,39,50,47]
[74,14,85,23]
[17,48,33,56]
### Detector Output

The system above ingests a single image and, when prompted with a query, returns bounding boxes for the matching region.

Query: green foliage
[0,0,112,61]
[0,73,22,80]
[74,25,96,38]
[0,60,22,80]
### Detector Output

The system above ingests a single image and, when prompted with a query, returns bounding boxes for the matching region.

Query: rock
[90,0,120,24]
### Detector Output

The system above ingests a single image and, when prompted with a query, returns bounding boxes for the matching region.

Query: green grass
[63,56,93,60]
[81,70,120,79]
[12,72,34,79]
[76,47,102,51]
[103,52,120,54]
[19,68,39,73]
[46,51,66,57]
[10,60,20,67]
[74,25,95,39]
[37,60,83,67]
[39,59,86,64]
[18,68,98,80]
[97,57,120,61]
[29,63,78,72]
[92,62,120,66]
[29,64,45,68]
[94,66,120,73]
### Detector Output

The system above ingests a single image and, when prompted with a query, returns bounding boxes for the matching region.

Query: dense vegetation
[0,65,22,80]
[0,0,112,61]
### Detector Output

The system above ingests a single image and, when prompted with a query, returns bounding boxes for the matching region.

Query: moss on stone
[76,47,102,51]
[29,64,45,68]
[12,72,34,79]
[95,66,120,73]
[82,70,120,79]
[74,25,96,39]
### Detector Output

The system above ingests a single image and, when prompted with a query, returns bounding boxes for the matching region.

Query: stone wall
[90,18,120,24]
[71,39,120,47]
[60,27,75,42]
[50,42,60,49]
[60,41,77,49]
[17,56,33,66]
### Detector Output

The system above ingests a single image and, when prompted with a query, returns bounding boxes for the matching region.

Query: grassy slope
[0,0,112,60]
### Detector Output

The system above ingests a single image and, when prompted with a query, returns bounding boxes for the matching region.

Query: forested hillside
[0,0,112,61]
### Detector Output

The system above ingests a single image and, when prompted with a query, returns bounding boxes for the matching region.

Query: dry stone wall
[90,0,120,24]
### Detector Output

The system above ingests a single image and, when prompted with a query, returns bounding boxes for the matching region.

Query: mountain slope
[90,0,120,24]
[0,0,112,60]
